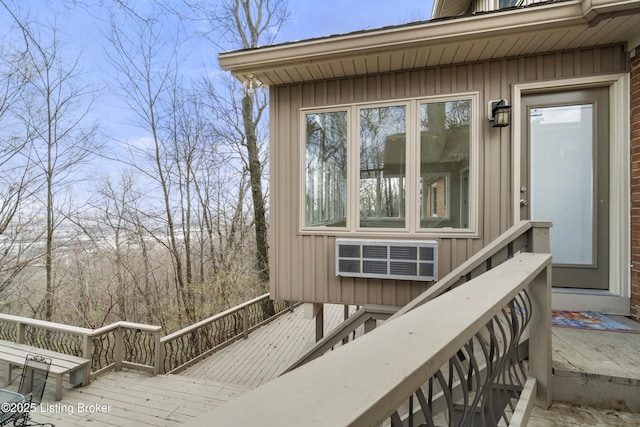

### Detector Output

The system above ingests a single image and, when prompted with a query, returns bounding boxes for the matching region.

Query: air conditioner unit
[336,239,438,281]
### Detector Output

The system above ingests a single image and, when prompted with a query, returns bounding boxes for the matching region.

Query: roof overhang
[431,0,472,19]
[218,0,640,86]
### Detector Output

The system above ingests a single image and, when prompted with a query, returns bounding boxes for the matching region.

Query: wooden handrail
[189,252,552,426]
[161,293,271,343]
[390,220,551,319]
[91,321,163,337]
[0,313,94,336]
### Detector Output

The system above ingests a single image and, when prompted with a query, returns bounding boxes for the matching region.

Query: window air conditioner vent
[336,239,438,281]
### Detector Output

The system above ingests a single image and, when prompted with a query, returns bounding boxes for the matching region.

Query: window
[499,0,519,8]
[304,111,348,227]
[419,100,471,229]
[359,105,406,228]
[302,94,476,234]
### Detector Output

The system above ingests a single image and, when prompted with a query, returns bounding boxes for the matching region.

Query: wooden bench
[0,340,90,401]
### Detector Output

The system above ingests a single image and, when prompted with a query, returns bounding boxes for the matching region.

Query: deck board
[550,316,640,383]
[529,315,640,424]
[178,304,355,388]
[0,366,250,426]
[529,401,640,426]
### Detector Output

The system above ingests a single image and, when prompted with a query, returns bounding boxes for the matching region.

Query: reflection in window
[426,175,448,218]
[359,106,406,228]
[420,100,471,228]
[499,0,519,8]
[305,111,348,227]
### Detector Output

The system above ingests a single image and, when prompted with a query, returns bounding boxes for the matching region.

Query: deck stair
[548,316,640,413]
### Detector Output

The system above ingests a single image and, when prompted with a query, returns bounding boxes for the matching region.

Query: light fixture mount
[242,74,268,96]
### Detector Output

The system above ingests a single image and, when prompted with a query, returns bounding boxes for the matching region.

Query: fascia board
[582,0,640,19]
[219,1,586,75]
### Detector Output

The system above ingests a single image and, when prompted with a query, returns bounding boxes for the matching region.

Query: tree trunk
[242,93,269,287]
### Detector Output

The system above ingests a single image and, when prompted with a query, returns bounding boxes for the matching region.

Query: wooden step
[550,316,640,412]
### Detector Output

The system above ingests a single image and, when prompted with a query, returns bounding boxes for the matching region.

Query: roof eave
[218,0,639,85]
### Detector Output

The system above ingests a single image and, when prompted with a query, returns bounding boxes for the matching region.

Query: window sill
[298,227,480,239]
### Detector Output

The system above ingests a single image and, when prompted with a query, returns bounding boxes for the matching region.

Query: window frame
[299,92,479,238]
[300,107,351,231]
[356,101,411,232]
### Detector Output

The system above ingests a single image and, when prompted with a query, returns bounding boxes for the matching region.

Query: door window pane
[359,106,406,228]
[419,100,471,228]
[530,105,593,265]
[305,111,348,227]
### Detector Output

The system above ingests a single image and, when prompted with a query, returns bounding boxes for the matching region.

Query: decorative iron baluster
[24,327,83,357]
[0,321,17,341]
[390,288,532,427]
[123,329,155,366]
[92,330,116,372]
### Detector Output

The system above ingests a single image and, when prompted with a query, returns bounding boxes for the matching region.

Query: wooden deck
[0,304,355,426]
[179,304,356,388]
[1,306,639,426]
[0,368,250,426]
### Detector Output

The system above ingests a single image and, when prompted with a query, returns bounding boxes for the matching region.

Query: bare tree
[0,25,36,303]
[202,0,289,287]
[105,8,206,325]
[1,1,98,320]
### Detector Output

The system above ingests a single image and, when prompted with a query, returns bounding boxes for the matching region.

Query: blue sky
[2,0,434,72]
[277,0,433,43]
[0,0,434,182]
[2,1,434,93]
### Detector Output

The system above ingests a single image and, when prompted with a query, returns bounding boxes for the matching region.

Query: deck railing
[197,252,552,427]
[391,220,551,319]
[281,304,397,375]
[0,293,295,379]
[161,296,296,374]
[283,220,551,373]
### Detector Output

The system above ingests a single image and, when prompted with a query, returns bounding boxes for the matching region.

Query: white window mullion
[349,105,360,232]
[406,100,419,233]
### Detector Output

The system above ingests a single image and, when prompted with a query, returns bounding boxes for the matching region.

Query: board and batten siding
[270,45,628,306]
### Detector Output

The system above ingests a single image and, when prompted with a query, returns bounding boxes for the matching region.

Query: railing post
[364,317,376,334]
[243,306,249,339]
[153,329,162,375]
[529,221,551,253]
[16,321,25,344]
[343,305,350,345]
[315,305,324,343]
[114,326,124,372]
[528,263,552,409]
[82,334,93,384]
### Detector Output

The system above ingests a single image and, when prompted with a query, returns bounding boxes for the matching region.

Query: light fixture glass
[489,99,511,127]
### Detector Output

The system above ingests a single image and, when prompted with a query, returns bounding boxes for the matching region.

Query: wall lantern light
[242,74,268,96]
[488,99,511,127]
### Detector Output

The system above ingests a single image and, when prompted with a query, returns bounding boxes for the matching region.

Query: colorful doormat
[551,311,639,333]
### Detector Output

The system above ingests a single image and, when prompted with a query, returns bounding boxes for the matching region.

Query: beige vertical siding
[270,45,628,306]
